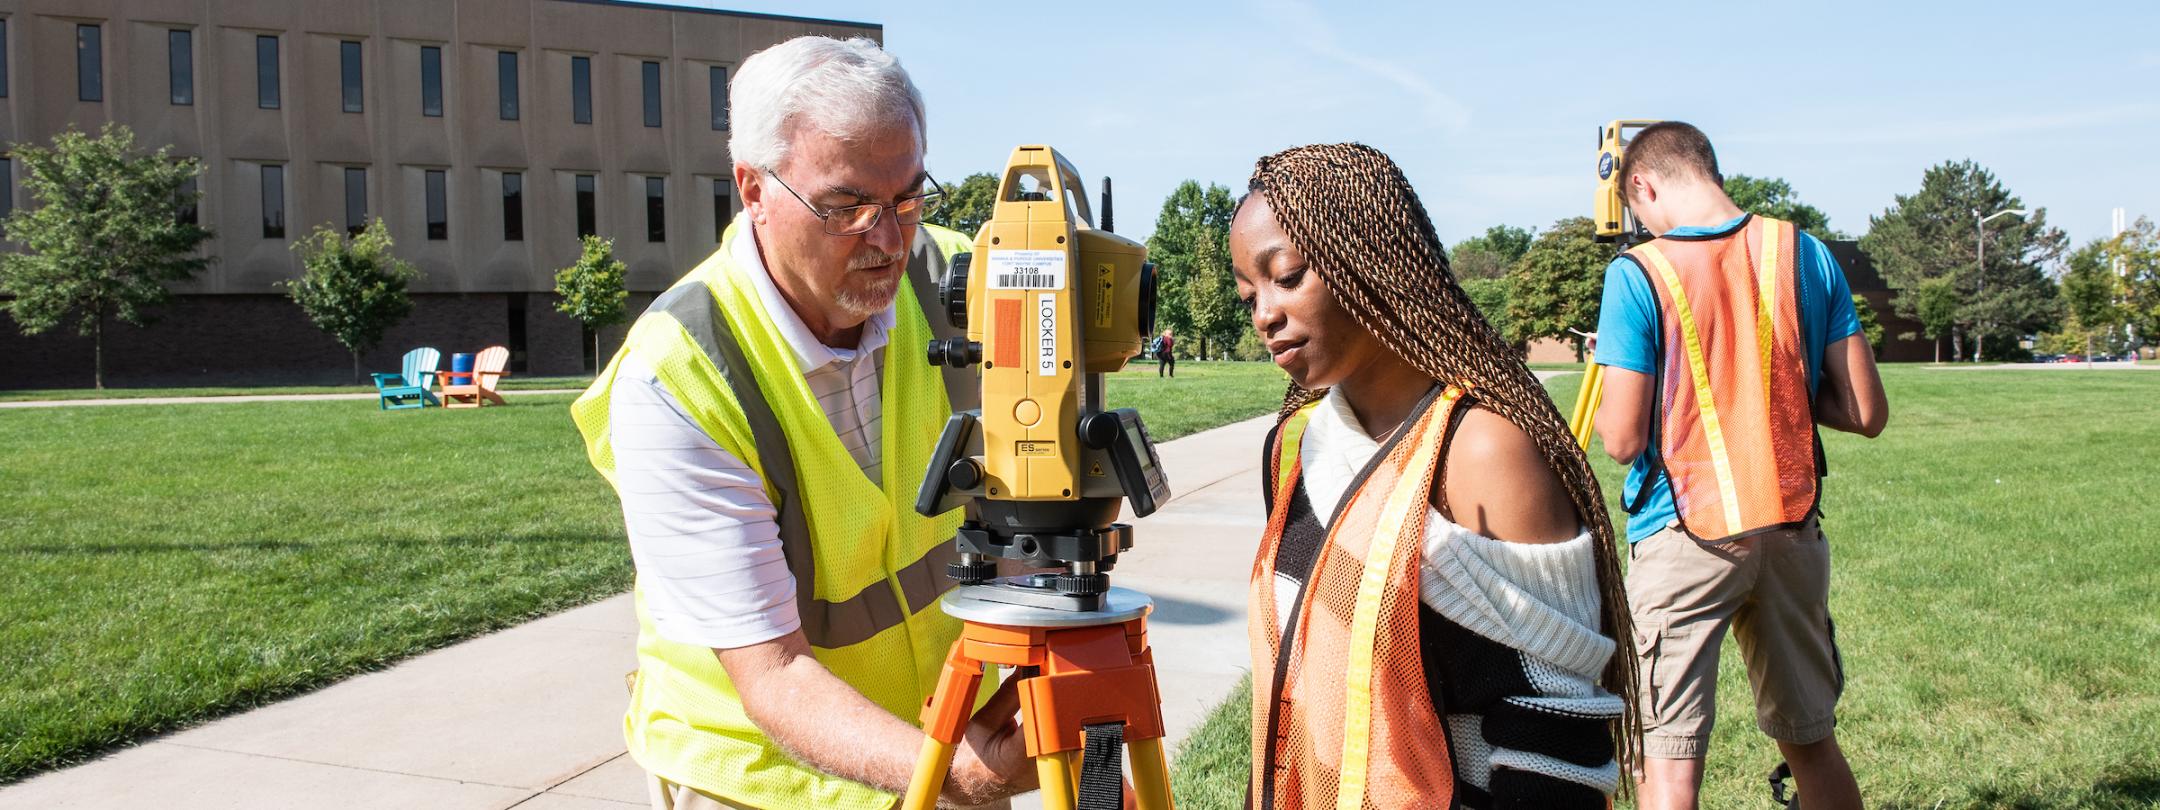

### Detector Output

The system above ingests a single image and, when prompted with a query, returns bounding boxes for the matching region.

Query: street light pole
[1974,207,2029,362]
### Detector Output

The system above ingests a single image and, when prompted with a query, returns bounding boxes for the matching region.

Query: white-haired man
[572,36,1022,810]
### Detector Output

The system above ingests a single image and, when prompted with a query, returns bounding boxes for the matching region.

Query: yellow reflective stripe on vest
[1637,243,1747,533]
[1335,387,1459,809]
[1755,219,1783,404]
[1274,403,1320,501]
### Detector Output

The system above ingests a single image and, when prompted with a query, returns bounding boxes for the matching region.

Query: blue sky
[668,0,2158,250]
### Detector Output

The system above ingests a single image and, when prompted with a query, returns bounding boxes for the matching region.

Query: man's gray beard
[835,273,900,319]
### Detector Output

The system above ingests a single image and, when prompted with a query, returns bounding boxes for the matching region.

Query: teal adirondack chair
[372,347,442,410]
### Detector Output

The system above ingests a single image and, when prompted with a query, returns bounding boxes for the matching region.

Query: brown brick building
[0,0,878,388]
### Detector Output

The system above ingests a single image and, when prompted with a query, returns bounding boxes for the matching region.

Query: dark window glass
[168,30,193,105]
[77,25,102,102]
[575,174,596,238]
[645,176,665,242]
[502,172,523,241]
[571,56,592,125]
[1,20,10,99]
[712,179,732,241]
[344,167,367,235]
[261,165,286,239]
[256,35,280,109]
[709,66,727,131]
[340,41,363,113]
[420,46,442,117]
[642,61,661,128]
[425,169,447,240]
[1,158,13,222]
[175,173,198,227]
[498,51,519,120]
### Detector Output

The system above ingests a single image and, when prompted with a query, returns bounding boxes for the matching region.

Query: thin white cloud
[1725,103,2160,147]
[1256,0,1472,132]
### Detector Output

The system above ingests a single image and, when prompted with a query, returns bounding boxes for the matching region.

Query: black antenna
[1101,177,1115,233]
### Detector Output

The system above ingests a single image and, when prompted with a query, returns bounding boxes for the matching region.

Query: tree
[1861,160,2066,361]
[1183,226,1242,361]
[1907,277,1960,363]
[1724,175,1843,240]
[286,219,420,382]
[555,235,631,369]
[1451,224,1535,281]
[0,124,214,388]
[2052,239,2125,361]
[1146,181,1236,346]
[1505,216,1609,358]
[2106,216,2160,351]
[925,172,997,237]
[1460,277,1516,352]
[1851,294,1884,359]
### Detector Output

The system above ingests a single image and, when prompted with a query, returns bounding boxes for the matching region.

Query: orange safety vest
[1248,385,1464,810]
[1624,214,1821,542]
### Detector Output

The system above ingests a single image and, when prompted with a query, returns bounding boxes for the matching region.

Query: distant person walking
[1156,329,1177,377]
[1592,122,1888,810]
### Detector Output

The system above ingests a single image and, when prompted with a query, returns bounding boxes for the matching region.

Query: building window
[340,41,363,113]
[575,174,596,238]
[645,176,665,242]
[420,46,442,117]
[642,61,662,128]
[344,167,367,235]
[710,66,727,131]
[256,35,280,109]
[712,179,732,240]
[1,19,10,99]
[168,30,193,105]
[502,172,523,241]
[498,51,519,121]
[425,169,447,240]
[260,165,286,239]
[77,24,102,102]
[571,56,592,125]
[176,174,198,227]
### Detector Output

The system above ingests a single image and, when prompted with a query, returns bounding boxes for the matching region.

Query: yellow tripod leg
[899,736,956,810]
[1129,737,1177,810]
[1036,751,1077,810]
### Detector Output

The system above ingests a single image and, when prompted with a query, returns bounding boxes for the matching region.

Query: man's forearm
[733,651,930,795]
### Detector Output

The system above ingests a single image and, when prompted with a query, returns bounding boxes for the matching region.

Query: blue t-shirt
[1593,214,1861,543]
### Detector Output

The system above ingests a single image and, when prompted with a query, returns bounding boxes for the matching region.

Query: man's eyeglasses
[765,170,943,236]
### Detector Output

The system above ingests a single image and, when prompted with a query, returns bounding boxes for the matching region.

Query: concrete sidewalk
[0,414,1277,810]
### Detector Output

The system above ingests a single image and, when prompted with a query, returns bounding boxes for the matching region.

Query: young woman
[1233,143,1637,808]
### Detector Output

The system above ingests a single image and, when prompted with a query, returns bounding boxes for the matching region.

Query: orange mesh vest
[1624,215,1821,542]
[1248,385,1464,810]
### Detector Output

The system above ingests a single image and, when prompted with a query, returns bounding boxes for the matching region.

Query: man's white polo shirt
[611,226,893,650]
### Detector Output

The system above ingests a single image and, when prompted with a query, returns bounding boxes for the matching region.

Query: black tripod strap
[1077,722,1126,810]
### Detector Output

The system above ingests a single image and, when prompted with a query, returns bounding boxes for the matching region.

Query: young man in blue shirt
[1593,122,1887,810]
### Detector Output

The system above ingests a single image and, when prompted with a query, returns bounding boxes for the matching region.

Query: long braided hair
[1247,142,1641,773]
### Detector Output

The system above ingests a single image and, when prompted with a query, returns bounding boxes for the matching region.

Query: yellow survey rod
[1568,353,1604,450]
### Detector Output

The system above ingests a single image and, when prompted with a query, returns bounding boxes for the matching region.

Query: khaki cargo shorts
[1625,518,1843,759]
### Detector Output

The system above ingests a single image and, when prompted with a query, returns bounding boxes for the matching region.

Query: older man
[572,36,1023,810]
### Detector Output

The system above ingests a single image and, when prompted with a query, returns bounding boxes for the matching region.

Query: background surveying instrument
[902,145,1175,810]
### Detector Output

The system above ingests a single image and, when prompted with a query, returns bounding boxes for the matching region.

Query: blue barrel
[451,352,475,376]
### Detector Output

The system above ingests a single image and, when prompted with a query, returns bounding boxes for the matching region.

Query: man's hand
[942,674,1037,806]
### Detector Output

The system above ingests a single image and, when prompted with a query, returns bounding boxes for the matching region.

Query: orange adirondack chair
[439,346,510,408]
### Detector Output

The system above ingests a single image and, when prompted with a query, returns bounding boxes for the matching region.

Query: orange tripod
[900,587,1175,810]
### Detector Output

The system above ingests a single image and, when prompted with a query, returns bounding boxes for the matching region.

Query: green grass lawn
[0,361,1287,783]
[1166,365,2160,809]
[0,375,598,402]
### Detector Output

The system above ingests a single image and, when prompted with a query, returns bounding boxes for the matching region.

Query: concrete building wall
[0,0,878,388]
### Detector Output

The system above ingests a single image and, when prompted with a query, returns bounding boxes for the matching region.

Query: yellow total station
[1593,119,1665,243]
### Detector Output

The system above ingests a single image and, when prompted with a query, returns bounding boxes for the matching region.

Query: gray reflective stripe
[656,275,959,650]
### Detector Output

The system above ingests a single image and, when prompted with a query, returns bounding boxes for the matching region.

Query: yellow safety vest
[571,218,982,809]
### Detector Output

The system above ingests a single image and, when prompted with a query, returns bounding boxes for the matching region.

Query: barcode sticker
[986,249,1068,289]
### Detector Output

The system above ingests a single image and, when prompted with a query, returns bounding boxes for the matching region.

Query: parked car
[2057,354,2086,363]
[2032,354,2058,363]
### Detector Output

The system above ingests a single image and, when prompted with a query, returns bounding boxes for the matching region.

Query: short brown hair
[1619,121,1721,200]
